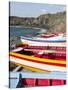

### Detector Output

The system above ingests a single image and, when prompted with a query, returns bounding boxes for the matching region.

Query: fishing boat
[10,72,66,88]
[20,33,66,46]
[14,43,66,51]
[10,47,66,72]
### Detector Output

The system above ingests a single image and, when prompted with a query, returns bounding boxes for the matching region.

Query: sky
[10,2,66,17]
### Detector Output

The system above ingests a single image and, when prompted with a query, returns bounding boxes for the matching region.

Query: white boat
[20,34,66,47]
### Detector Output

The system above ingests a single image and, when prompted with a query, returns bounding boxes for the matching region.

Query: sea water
[10,26,46,46]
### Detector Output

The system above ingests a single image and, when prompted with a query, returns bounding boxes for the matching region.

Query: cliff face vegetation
[10,11,66,33]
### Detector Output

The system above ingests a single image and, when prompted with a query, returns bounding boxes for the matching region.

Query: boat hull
[20,36,66,47]
[10,52,66,72]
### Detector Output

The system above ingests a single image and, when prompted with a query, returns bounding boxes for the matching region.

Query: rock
[10,11,66,33]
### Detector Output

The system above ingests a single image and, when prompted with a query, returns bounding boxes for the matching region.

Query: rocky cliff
[10,11,66,33]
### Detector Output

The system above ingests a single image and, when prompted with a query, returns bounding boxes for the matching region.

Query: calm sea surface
[10,26,41,37]
[10,26,44,46]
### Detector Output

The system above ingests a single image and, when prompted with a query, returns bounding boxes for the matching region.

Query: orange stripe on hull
[10,54,66,67]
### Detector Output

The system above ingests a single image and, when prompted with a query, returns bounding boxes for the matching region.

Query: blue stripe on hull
[20,36,66,42]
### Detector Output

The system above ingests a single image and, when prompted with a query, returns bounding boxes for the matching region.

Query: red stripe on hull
[21,78,66,86]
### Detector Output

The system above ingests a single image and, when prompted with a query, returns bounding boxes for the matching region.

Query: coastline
[9,25,47,31]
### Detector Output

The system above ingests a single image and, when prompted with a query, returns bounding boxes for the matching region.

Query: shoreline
[9,25,47,31]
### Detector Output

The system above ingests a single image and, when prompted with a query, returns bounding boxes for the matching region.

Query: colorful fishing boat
[14,44,66,51]
[20,33,66,46]
[10,72,66,88]
[10,47,66,72]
